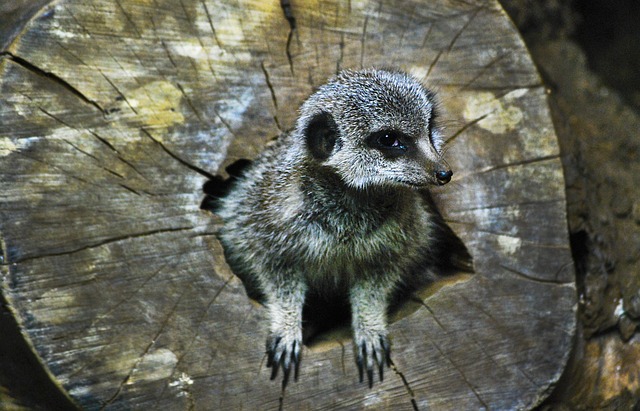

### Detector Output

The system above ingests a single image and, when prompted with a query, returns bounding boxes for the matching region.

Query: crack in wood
[337,340,347,376]
[278,394,285,411]
[100,289,187,409]
[66,8,93,39]
[185,381,196,411]
[179,0,217,80]
[1,51,106,115]
[457,292,567,392]
[447,198,565,214]
[446,7,481,53]
[407,296,490,408]
[210,105,239,139]
[98,68,139,115]
[552,261,575,284]
[65,261,174,380]
[117,154,149,182]
[336,33,345,74]
[227,306,256,361]
[280,0,296,75]
[172,275,234,368]
[420,23,434,49]
[13,227,194,264]
[398,7,413,49]
[476,154,560,175]
[188,232,219,238]
[423,6,482,81]
[77,126,151,183]
[425,49,444,81]
[152,275,235,409]
[114,0,142,39]
[26,103,147,183]
[55,39,90,68]
[102,167,124,179]
[141,128,216,179]
[445,113,488,146]
[429,339,490,409]
[160,40,178,69]
[15,146,101,188]
[62,139,100,162]
[118,183,141,195]
[439,83,545,91]
[259,62,283,132]
[499,264,574,286]
[176,83,204,122]
[389,360,420,411]
[458,291,570,355]
[464,328,540,390]
[471,228,569,249]
[201,0,223,50]
[410,297,448,331]
[359,15,369,69]
[461,53,508,90]
[32,102,87,134]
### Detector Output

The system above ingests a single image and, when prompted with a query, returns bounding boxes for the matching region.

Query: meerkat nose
[435,169,453,185]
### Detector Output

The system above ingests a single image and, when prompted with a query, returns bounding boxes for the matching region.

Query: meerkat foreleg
[349,279,393,388]
[264,276,307,387]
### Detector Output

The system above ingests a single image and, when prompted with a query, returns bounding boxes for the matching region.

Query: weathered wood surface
[0,0,575,409]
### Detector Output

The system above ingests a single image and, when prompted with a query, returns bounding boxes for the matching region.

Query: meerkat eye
[367,130,408,153]
[379,133,402,148]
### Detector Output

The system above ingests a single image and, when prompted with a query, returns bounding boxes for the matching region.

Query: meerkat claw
[356,334,391,388]
[266,334,301,387]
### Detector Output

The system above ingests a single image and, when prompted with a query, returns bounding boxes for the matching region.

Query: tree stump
[0,0,576,409]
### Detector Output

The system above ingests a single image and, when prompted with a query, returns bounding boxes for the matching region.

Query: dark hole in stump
[201,159,474,346]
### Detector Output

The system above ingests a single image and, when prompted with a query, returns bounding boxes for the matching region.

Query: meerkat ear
[304,112,339,161]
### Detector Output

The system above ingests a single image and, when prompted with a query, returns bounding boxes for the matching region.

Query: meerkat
[215,68,455,388]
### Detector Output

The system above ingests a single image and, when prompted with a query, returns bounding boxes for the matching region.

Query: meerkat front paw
[354,332,391,388]
[266,331,302,387]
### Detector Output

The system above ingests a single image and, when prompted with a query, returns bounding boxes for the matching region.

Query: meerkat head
[294,69,452,190]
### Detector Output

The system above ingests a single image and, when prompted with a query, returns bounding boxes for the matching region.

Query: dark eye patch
[366,130,411,157]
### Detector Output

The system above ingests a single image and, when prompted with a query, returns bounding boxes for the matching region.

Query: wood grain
[0,0,575,409]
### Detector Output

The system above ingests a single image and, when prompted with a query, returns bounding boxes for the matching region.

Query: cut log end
[0,0,575,409]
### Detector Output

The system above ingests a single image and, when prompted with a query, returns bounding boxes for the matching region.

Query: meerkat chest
[281,194,433,275]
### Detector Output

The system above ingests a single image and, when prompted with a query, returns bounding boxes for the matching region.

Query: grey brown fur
[216,69,453,387]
